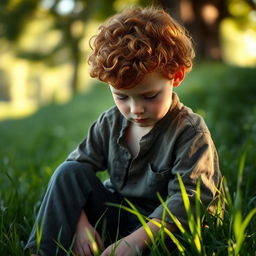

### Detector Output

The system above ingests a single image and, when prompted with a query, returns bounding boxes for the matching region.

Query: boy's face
[110,72,175,128]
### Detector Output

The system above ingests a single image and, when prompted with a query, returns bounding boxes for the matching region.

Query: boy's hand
[100,224,151,256]
[74,210,104,256]
[100,234,141,256]
[100,218,176,256]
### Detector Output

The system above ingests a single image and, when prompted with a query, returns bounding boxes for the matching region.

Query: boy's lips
[133,118,148,123]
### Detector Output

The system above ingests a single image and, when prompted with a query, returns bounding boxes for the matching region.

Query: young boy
[26,6,222,256]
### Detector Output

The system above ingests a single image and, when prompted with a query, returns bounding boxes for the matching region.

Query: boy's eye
[116,95,128,100]
[144,93,159,100]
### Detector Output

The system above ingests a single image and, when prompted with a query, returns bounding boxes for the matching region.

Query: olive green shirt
[67,92,221,225]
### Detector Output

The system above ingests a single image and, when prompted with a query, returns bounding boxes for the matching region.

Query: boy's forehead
[110,72,171,94]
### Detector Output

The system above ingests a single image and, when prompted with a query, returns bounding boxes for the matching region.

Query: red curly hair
[88,6,195,89]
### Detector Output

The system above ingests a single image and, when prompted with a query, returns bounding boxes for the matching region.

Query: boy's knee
[51,161,95,185]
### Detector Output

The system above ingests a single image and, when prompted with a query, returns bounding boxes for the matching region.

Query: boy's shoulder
[98,105,122,121]
[179,106,209,134]
[96,105,124,128]
[171,93,210,135]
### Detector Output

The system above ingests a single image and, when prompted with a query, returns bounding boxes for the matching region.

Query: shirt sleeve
[148,128,221,226]
[66,112,108,171]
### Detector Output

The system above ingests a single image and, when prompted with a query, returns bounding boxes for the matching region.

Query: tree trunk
[155,0,228,60]
[183,0,228,59]
[70,38,81,93]
[154,0,181,21]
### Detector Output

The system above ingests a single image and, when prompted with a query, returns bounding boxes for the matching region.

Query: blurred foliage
[1,0,254,91]
[1,0,123,93]
[227,0,256,32]
[0,0,41,41]
[228,0,256,18]
[0,0,115,41]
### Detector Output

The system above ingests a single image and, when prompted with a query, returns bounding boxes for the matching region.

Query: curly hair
[88,6,195,89]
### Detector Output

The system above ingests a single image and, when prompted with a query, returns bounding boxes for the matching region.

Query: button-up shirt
[67,92,221,225]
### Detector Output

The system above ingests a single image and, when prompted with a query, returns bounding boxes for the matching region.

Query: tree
[0,0,116,94]
[155,0,255,60]
[43,0,116,93]
[0,0,41,41]
[154,0,228,59]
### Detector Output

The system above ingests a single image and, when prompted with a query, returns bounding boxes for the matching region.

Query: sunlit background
[0,0,255,120]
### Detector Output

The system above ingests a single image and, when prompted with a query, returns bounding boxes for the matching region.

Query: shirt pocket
[146,163,173,194]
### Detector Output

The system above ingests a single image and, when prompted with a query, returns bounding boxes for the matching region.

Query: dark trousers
[25,161,141,256]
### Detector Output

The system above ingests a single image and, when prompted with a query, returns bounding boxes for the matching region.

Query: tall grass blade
[156,193,186,235]
[214,177,225,228]
[35,216,44,254]
[124,199,155,244]
[234,207,256,255]
[195,177,202,238]
[106,201,155,245]
[177,173,202,254]
[146,218,186,255]
[55,226,62,256]
[228,150,256,255]
[84,228,100,256]
[54,240,72,255]
[177,174,196,233]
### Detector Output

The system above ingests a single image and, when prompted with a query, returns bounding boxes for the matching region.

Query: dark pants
[25,161,141,256]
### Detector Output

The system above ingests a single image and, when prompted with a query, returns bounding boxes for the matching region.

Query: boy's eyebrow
[112,91,126,95]
[112,89,160,96]
[141,90,160,95]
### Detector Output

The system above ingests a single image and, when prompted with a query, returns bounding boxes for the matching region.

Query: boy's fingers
[95,232,105,251]
[83,244,93,256]
[100,246,111,256]
[75,245,85,256]
[75,242,93,256]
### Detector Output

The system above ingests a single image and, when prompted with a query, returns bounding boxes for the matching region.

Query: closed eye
[115,95,128,100]
[144,93,159,100]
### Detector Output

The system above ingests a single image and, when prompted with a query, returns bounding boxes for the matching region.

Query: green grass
[0,61,256,255]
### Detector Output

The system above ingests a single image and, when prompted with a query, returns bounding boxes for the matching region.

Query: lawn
[0,61,256,255]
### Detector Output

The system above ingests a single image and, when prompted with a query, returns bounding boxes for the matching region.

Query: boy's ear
[173,66,185,87]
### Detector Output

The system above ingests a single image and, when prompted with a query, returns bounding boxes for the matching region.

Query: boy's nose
[130,101,144,115]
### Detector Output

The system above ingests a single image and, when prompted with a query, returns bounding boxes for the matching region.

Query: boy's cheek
[117,104,129,116]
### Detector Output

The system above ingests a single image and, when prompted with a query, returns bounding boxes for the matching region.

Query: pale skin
[32,69,184,256]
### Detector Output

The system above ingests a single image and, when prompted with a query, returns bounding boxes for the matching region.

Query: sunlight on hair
[89,7,195,89]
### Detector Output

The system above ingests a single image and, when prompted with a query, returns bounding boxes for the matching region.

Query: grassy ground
[0,61,256,255]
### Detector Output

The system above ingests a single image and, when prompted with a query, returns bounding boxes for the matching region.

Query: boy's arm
[148,131,221,226]
[66,112,109,171]
[75,210,104,256]
[101,218,176,256]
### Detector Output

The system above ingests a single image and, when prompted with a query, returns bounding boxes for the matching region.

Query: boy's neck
[125,123,153,158]
[134,124,153,135]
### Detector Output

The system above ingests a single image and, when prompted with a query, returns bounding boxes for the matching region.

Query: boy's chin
[132,120,156,128]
